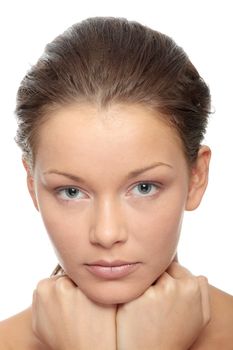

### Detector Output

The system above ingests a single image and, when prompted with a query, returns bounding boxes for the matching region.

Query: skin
[1,102,233,349]
[26,103,210,305]
[30,263,209,350]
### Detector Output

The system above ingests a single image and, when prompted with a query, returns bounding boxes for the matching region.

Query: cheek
[37,196,87,264]
[42,216,86,270]
[42,216,75,264]
[131,191,185,257]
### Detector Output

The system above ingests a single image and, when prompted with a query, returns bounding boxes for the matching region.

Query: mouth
[84,260,141,279]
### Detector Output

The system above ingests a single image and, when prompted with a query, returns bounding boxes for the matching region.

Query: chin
[79,282,149,305]
[88,293,135,305]
[85,292,140,306]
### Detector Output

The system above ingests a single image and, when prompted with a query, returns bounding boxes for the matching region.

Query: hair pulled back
[15,16,211,167]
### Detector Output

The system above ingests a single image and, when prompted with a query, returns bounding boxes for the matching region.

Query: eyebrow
[43,162,173,183]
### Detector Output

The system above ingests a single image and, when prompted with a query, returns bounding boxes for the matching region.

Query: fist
[32,275,117,350]
[116,262,210,350]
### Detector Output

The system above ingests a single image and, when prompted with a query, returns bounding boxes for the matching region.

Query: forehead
[36,103,186,170]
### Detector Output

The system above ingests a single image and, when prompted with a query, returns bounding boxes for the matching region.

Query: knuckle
[180,277,200,296]
[157,272,175,289]
[55,275,74,293]
[155,275,177,298]
[35,278,51,295]
[197,275,208,284]
[144,286,157,299]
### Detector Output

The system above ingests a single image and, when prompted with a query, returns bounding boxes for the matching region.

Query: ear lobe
[22,158,39,211]
[185,146,211,211]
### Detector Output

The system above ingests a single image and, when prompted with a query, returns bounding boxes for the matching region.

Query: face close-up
[25,103,209,305]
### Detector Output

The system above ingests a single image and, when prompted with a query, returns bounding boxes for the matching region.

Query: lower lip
[85,263,140,279]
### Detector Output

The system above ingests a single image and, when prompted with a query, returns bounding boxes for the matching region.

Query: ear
[185,145,211,211]
[22,158,39,211]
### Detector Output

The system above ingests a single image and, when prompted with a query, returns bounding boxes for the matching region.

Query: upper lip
[86,260,138,267]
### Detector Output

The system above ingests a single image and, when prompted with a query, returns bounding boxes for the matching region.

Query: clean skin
[25,102,211,305]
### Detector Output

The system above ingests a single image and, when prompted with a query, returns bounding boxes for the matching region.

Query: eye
[130,182,160,197]
[56,187,86,201]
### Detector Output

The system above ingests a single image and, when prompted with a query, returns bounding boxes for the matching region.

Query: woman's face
[28,103,201,305]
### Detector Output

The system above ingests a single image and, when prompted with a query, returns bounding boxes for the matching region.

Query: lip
[85,260,140,279]
[87,260,137,267]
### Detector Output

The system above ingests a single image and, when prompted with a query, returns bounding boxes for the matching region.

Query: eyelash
[55,181,161,202]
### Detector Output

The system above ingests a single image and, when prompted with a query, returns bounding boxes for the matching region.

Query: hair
[14,16,212,275]
[15,16,211,167]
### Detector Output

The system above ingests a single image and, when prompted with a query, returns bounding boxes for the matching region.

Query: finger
[197,276,211,326]
[32,289,37,309]
[53,275,78,290]
[166,262,193,279]
[153,271,173,288]
[50,273,68,281]
[50,268,67,279]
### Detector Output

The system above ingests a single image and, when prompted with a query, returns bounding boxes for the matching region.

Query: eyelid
[128,180,162,196]
[54,180,163,200]
[130,180,162,187]
[55,184,86,193]
[55,186,88,200]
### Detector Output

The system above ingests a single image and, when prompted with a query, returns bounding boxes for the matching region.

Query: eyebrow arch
[126,162,173,178]
[43,162,173,183]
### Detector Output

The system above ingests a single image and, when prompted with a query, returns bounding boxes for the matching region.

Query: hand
[116,262,210,350]
[32,274,117,350]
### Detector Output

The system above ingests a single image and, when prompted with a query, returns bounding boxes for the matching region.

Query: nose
[89,197,128,248]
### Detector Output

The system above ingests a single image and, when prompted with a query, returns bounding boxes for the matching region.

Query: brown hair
[15,16,211,166]
[14,16,211,275]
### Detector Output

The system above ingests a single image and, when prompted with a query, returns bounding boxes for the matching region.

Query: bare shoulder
[0,307,45,350]
[191,284,233,350]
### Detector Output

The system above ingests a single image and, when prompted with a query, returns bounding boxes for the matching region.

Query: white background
[0,0,232,320]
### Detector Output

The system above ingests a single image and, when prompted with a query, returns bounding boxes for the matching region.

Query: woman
[0,16,232,349]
